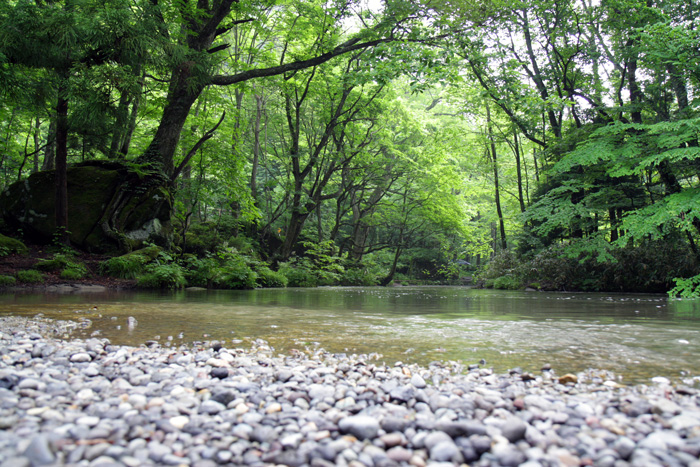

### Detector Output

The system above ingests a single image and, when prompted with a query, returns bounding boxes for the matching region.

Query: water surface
[2,287,699,385]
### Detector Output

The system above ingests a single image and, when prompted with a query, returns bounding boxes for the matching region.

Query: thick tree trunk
[380,244,403,286]
[140,78,204,176]
[280,208,311,260]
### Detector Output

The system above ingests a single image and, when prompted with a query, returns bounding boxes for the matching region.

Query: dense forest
[0,0,699,295]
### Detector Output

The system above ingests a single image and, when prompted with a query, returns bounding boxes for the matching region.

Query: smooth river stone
[338,415,380,440]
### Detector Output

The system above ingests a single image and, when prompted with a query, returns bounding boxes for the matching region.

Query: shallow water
[2,287,700,385]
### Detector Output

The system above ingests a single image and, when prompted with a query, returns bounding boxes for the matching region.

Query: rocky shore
[1,316,699,467]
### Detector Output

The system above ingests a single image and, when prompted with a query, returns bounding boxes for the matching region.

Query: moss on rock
[0,234,28,256]
[0,162,173,253]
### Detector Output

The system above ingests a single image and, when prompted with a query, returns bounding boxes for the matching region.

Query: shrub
[340,265,379,286]
[60,265,88,280]
[183,256,220,288]
[136,263,186,289]
[216,260,257,289]
[207,247,258,289]
[257,267,288,288]
[0,234,28,256]
[35,253,88,280]
[35,254,70,271]
[278,258,319,288]
[183,222,221,255]
[493,275,523,290]
[16,270,44,283]
[0,275,16,286]
[100,246,160,279]
[101,255,147,279]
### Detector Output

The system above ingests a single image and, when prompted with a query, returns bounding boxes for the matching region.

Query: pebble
[1,315,700,467]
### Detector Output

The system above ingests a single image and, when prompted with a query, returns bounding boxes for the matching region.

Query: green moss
[0,234,28,256]
[35,256,69,272]
[35,253,88,279]
[0,275,16,286]
[16,270,44,283]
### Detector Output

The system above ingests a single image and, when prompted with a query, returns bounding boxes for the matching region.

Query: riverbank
[0,247,136,292]
[1,316,699,467]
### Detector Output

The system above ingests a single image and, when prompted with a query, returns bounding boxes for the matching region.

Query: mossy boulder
[0,161,173,253]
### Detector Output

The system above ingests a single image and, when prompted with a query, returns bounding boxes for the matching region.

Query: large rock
[0,161,172,253]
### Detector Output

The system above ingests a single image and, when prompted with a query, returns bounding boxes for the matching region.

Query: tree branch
[209,36,392,86]
[171,111,226,183]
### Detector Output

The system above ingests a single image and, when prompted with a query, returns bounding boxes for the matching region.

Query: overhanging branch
[171,111,226,183]
[209,36,392,86]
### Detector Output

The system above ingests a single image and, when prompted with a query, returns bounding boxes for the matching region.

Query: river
[2,286,699,385]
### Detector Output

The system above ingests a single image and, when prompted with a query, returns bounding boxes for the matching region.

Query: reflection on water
[1,287,699,385]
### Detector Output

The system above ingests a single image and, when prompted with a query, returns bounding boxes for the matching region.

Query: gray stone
[411,374,427,388]
[501,418,528,442]
[614,437,637,460]
[389,385,415,402]
[436,420,487,438]
[430,440,462,462]
[199,400,225,415]
[23,435,55,465]
[338,415,380,440]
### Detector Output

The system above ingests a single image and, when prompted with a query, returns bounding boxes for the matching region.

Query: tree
[0,0,149,245]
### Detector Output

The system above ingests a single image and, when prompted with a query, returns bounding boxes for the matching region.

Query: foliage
[16,270,43,283]
[35,253,72,271]
[99,246,161,279]
[100,254,148,279]
[257,267,288,288]
[2,0,699,294]
[182,222,223,256]
[60,264,87,280]
[0,235,28,256]
[339,260,382,286]
[0,275,16,286]
[669,275,700,299]
[493,275,522,290]
[213,248,258,290]
[183,256,220,288]
[136,262,186,289]
[34,252,88,279]
[278,258,320,288]
[482,237,698,293]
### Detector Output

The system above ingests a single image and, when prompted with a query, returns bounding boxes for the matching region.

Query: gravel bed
[1,316,700,467]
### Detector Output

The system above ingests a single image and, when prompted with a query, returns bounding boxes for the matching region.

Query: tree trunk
[55,84,70,247]
[250,94,264,201]
[513,129,526,213]
[609,208,618,242]
[380,244,402,286]
[486,103,507,250]
[280,208,311,259]
[139,78,204,176]
[42,119,56,171]
[32,117,41,173]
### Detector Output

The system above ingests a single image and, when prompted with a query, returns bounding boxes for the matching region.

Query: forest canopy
[1,0,699,294]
